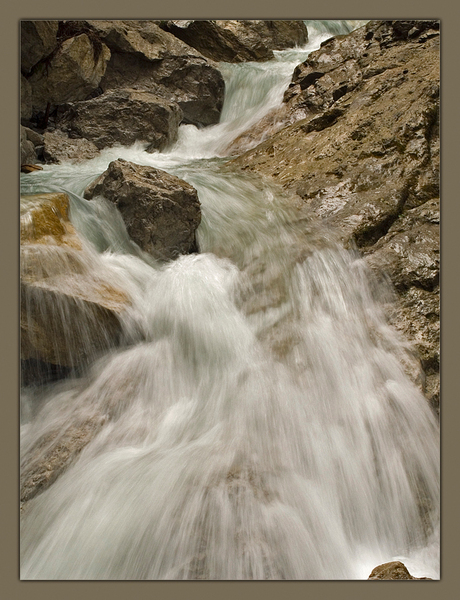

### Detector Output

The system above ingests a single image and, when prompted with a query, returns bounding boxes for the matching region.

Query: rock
[28,33,111,114]
[21,416,106,504]
[368,561,432,580]
[21,20,59,74]
[21,165,43,174]
[78,20,225,127]
[21,74,33,121]
[56,88,182,152]
[21,193,129,370]
[23,126,44,147]
[161,20,308,63]
[20,192,81,248]
[43,130,100,163]
[231,21,439,405]
[20,125,37,165]
[365,199,439,293]
[21,126,45,164]
[364,199,439,412]
[84,159,201,260]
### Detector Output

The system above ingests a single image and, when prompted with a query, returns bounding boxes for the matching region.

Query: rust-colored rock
[21,164,43,173]
[21,193,130,372]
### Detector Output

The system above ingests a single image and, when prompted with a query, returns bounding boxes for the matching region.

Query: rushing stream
[20,21,440,580]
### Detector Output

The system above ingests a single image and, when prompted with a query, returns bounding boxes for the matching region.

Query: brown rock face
[231,20,440,407]
[57,88,182,152]
[43,130,100,163]
[21,74,33,121]
[20,126,37,165]
[76,20,225,127]
[84,159,201,261]
[368,560,432,580]
[161,20,308,63]
[21,20,59,74]
[28,33,111,114]
[21,193,129,372]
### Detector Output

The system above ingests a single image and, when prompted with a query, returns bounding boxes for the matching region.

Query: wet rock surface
[21,193,130,373]
[43,130,100,163]
[21,416,106,506]
[20,20,225,151]
[231,20,440,407]
[84,159,201,261]
[161,20,308,63]
[56,88,183,152]
[368,560,432,580]
[60,20,225,128]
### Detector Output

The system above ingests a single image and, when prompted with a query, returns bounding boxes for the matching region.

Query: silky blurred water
[20,20,439,580]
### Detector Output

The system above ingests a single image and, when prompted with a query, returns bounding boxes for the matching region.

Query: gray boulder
[84,159,201,261]
[57,88,182,152]
[75,20,225,127]
[161,20,308,63]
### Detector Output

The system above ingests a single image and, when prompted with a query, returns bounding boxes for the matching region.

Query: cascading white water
[20,21,439,580]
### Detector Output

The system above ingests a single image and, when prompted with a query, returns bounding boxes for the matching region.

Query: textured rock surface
[20,416,106,505]
[231,20,440,407]
[20,126,37,165]
[21,20,59,74]
[21,74,33,121]
[368,560,432,580]
[43,130,100,163]
[28,33,111,114]
[57,88,182,152]
[74,20,225,127]
[84,159,201,260]
[21,193,129,370]
[161,20,308,63]
[20,126,44,166]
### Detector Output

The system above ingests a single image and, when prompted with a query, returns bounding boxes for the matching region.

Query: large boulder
[21,193,130,373]
[28,33,111,114]
[84,159,201,261]
[56,88,182,152]
[64,20,225,127]
[231,20,440,406]
[21,20,59,74]
[161,20,308,63]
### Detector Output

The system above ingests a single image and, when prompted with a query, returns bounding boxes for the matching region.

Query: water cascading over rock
[20,20,440,581]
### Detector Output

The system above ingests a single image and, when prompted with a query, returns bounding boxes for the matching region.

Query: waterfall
[20,20,439,580]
